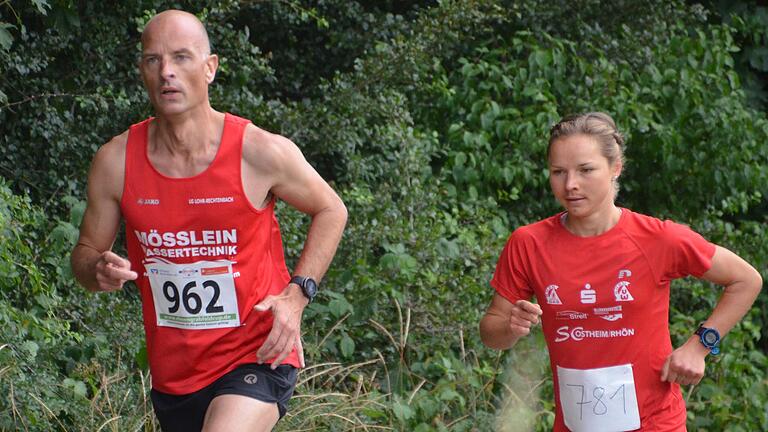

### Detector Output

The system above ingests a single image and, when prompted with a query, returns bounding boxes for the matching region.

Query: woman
[479,112,762,432]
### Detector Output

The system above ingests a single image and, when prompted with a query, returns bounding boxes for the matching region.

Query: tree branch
[0,92,82,111]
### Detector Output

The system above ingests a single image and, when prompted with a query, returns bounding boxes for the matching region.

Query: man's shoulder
[242,123,300,170]
[86,130,129,201]
[92,130,130,168]
[243,123,293,149]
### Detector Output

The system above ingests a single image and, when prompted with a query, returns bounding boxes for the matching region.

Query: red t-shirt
[121,114,300,395]
[491,209,715,432]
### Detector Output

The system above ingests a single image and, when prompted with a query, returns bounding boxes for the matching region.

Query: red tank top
[121,113,300,395]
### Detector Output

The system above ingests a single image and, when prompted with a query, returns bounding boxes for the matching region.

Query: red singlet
[492,209,715,432]
[121,113,300,395]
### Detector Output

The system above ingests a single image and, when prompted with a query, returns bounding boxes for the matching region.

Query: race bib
[557,364,640,432]
[144,257,241,330]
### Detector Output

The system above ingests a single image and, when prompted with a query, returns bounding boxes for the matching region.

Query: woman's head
[548,112,625,168]
[547,112,625,218]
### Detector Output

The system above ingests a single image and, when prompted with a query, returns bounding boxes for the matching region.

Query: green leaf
[339,333,355,358]
[31,0,51,15]
[392,399,414,422]
[135,345,149,371]
[21,341,39,359]
[0,23,14,51]
[328,296,352,318]
[63,378,88,398]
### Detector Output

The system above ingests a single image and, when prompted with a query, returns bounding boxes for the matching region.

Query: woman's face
[548,134,621,219]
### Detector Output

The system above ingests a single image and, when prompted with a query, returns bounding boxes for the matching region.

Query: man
[70,10,347,432]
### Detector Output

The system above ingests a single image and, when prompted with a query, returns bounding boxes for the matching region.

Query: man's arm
[244,127,347,368]
[71,133,138,292]
[661,245,762,385]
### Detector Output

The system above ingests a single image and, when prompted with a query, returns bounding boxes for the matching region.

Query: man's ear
[205,54,219,84]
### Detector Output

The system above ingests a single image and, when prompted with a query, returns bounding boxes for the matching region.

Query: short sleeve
[660,221,716,281]
[490,229,535,304]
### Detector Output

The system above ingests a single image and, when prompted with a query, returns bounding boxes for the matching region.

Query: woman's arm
[661,245,763,385]
[480,293,542,350]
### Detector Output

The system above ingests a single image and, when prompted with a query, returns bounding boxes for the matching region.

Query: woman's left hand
[660,338,710,385]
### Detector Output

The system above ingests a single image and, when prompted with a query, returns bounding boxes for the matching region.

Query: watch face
[304,279,318,297]
[703,331,718,345]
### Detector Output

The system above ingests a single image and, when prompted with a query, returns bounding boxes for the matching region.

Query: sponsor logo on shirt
[179,267,198,277]
[580,283,596,304]
[556,310,588,320]
[134,229,239,259]
[614,269,634,302]
[201,266,229,276]
[594,305,623,321]
[555,325,636,343]
[545,284,563,305]
[137,198,160,205]
[614,281,634,302]
[188,196,235,205]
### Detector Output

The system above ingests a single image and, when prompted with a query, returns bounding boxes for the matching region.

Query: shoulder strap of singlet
[215,113,251,167]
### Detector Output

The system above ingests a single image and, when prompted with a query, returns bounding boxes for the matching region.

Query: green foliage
[0,179,81,429]
[702,0,768,110]
[431,25,768,221]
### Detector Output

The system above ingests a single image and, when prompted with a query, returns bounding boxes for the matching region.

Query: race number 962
[162,280,224,314]
[144,258,241,330]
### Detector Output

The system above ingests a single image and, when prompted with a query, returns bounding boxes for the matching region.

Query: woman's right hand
[480,294,543,350]
[508,299,543,337]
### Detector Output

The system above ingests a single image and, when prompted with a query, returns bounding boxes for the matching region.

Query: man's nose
[160,58,175,79]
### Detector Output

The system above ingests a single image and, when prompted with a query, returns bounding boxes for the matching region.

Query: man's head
[139,10,218,116]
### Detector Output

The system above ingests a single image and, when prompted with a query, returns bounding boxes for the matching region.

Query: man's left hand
[254,284,308,369]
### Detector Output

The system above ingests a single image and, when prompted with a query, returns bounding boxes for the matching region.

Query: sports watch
[290,275,318,303]
[694,325,721,355]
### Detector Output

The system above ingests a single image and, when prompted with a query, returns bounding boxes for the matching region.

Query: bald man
[71,10,347,432]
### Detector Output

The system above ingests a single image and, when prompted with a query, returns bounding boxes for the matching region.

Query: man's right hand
[508,299,543,337]
[94,251,138,291]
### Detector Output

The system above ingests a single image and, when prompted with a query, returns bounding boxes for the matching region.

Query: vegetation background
[1,0,766,431]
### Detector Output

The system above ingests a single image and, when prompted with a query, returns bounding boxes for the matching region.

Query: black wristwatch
[290,275,318,303]
[694,324,721,355]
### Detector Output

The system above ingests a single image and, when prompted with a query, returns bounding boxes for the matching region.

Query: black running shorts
[150,363,298,432]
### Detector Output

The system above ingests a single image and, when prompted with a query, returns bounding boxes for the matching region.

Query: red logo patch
[201,266,229,275]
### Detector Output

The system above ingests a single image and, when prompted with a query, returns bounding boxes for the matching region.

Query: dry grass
[3,297,528,431]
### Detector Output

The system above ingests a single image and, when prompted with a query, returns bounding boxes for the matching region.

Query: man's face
[139,15,217,116]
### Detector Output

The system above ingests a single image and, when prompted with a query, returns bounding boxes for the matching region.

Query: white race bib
[557,364,640,432]
[144,257,241,330]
